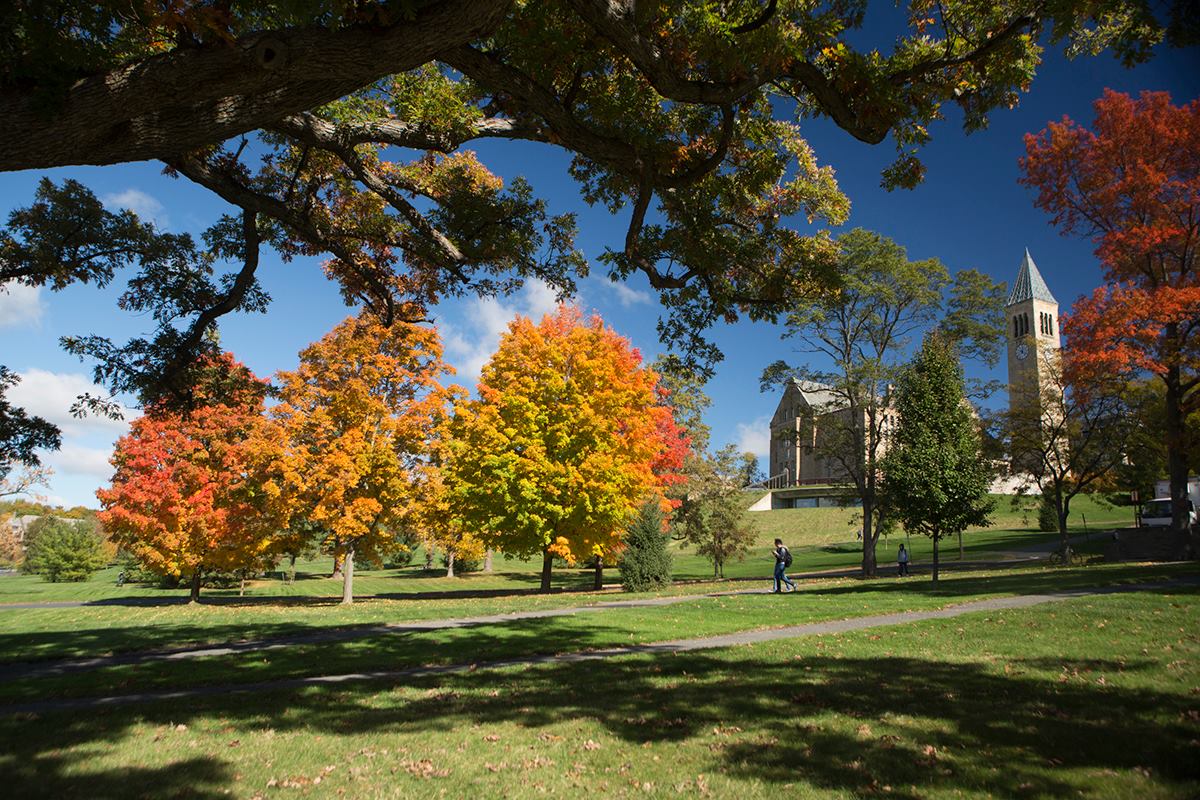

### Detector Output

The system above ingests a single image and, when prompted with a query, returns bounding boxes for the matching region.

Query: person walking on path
[897,543,910,577]
[773,539,797,593]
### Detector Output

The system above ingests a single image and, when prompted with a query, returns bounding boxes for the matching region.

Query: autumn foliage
[268,314,457,604]
[98,355,275,601]
[445,307,684,591]
[1020,90,1199,526]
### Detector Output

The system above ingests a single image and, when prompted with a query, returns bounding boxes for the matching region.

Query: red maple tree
[98,355,276,601]
[1020,89,1199,528]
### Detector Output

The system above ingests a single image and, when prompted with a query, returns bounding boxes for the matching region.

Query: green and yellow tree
[445,307,682,591]
[269,314,456,604]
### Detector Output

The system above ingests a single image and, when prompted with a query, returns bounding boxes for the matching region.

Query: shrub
[1038,494,1059,532]
[619,500,673,592]
[23,518,107,582]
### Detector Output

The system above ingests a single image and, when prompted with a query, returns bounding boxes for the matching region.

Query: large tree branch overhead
[0,0,509,171]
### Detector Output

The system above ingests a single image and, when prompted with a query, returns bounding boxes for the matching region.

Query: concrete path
[2,577,1193,717]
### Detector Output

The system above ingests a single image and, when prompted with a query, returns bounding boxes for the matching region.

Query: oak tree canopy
[0,1,1187,424]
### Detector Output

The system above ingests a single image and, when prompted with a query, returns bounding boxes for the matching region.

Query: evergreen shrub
[619,500,673,592]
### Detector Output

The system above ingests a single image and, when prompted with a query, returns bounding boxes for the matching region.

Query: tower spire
[1006,248,1058,307]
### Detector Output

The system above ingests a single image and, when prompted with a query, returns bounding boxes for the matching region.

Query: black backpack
[783,547,793,568]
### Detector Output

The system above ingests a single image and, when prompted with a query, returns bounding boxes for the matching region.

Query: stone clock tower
[1006,248,1061,420]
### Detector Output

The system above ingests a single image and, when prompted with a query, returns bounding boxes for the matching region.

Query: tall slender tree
[882,335,994,583]
[762,228,1002,577]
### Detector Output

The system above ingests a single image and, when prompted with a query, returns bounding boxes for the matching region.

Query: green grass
[0,493,1139,603]
[0,576,1195,798]
[2,562,1195,705]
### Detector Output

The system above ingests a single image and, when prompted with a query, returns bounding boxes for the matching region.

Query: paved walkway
[2,577,1192,716]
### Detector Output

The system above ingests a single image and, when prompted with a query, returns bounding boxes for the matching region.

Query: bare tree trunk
[189,568,202,603]
[861,505,878,578]
[1164,361,1191,531]
[540,549,553,593]
[446,550,455,578]
[593,558,603,590]
[484,548,493,573]
[932,537,940,584]
[341,545,355,605]
[239,572,246,597]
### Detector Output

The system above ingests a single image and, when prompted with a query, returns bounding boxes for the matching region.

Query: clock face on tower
[1016,343,1030,361]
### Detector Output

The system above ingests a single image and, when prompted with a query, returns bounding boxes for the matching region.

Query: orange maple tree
[269,314,456,604]
[444,306,684,592]
[1020,89,1200,527]
[97,355,275,602]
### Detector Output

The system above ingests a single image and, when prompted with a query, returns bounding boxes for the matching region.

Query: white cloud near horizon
[606,279,652,308]
[441,278,573,386]
[101,188,169,228]
[0,282,45,329]
[8,369,136,438]
[49,443,117,479]
[733,415,772,461]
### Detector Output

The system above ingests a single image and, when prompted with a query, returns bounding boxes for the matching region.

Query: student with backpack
[772,538,796,593]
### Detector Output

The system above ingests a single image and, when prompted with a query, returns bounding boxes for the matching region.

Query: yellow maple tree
[269,314,457,603]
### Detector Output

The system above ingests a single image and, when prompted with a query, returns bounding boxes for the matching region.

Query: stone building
[766,380,899,488]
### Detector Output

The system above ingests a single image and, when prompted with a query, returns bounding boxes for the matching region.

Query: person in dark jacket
[773,539,796,593]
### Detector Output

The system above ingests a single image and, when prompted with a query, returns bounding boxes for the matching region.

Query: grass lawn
[0,574,1195,798]
[0,494,1133,605]
[2,562,1195,705]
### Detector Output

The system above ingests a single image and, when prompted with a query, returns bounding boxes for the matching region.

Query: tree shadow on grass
[796,563,1200,602]
[2,628,1198,798]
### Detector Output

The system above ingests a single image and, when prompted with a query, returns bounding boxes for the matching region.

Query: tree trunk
[331,551,344,580]
[341,545,355,605]
[931,537,940,584]
[288,553,297,584]
[1164,362,1191,531]
[239,572,246,597]
[593,558,603,591]
[424,543,434,571]
[446,550,455,578]
[540,549,553,593]
[957,531,964,561]
[189,568,202,603]
[861,501,877,578]
[484,548,493,573]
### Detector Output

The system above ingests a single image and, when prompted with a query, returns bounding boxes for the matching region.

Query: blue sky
[1,36,1197,509]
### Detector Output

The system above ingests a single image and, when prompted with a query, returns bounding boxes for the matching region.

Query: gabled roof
[772,379,846,426]
[1006,248,1057,306]
[792,379,843,411]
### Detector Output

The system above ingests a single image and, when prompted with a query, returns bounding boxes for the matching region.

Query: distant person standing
[897,543,910,577]
[773,539,796,593]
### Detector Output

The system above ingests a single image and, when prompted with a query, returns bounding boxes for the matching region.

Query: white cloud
[0,282,45,329]
[606,279,652,308]
[101,188,168,228]
[8,369,136,438]
[49,444,116,479]
[733,415,772,460]
[441,278,575,385]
